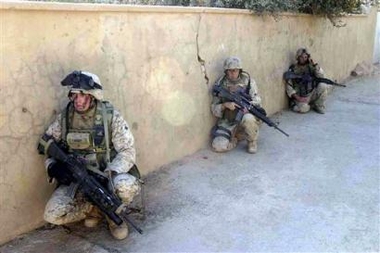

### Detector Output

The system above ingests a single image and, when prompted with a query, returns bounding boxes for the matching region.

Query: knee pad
[293,103,310,113]
[212,136,233,152]
[317,83,328,92]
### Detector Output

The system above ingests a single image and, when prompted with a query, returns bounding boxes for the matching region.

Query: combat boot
[235,130,246,142]
[107,218,129,240]
[247,141,257,154]
[84,206,103,228]
[313,106,325,114]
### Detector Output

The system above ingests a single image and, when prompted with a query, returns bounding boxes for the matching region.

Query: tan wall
[0,1,376,244]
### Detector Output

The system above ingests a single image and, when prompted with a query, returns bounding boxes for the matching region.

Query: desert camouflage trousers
[211,113,261,152]
[292,83,328,113]
[44,173,141,225]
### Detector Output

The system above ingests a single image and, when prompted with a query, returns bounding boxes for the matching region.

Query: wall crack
[196,14,209,85]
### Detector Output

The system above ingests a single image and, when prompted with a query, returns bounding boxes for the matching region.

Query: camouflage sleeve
[314,65,325,78]
[211,95,223,118]
[308,62,324,78]
[211,76,225,118]
[286,81,296,98]
[106,110,136,174]
[248,78,262,106]
[41,113,63,183]
[44,113,63,141]
[285,67,297,98]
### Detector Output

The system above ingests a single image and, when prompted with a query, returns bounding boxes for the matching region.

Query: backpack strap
[242,71,251,95]
[101,101,113,163]
[61,102,73,144]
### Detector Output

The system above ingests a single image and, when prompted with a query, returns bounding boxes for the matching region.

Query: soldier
[211,56,263,154]
[285,48,328,114]
[38,71,141,240]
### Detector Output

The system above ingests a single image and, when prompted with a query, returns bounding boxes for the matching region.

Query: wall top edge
[1,0,247,13]
[0,0,369,17]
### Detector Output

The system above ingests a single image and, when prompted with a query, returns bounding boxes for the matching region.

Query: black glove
[47,160,75,185]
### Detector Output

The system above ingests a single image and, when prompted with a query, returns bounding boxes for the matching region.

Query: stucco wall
[0,1,377,244]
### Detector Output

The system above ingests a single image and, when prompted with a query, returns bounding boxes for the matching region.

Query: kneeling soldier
[39,71,141,240]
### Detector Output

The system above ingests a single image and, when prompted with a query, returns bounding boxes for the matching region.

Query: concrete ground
[1,74,379,253]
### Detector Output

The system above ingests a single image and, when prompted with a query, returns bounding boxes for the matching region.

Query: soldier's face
[71,93,92,112]
[298,53,309,65]
[226,69,240,81]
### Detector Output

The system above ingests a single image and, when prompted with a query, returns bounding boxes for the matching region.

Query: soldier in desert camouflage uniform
[211,56,263,154]
[285,48,328,114]
[38,71,140,240]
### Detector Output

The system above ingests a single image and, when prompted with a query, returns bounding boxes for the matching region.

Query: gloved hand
[309,58,318,67]
[223,102,239,111]
[46,159,75,185]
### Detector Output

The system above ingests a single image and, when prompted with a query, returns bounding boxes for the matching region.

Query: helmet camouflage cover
[223,56,243,70]
[61,70,104,101]
[295,48,310,60]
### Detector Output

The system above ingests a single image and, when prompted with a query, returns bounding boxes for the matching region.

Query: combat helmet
[223,56,243,70]
[61,70,103,101]
[295,48,310,60]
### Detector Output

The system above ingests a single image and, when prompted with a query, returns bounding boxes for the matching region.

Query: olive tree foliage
[32,0,379,16]
[220,0,378,14]
[220,0,300,12]
[134,0,377,26]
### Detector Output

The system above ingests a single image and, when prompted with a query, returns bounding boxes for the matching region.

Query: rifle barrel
[120,211,144,234]
[275,126,289,137]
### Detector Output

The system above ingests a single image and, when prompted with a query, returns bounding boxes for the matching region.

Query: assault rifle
[284,71,346,87]
[213,85,289,137]
[39,136,143,234]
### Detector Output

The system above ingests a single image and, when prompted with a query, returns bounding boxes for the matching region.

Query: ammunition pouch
[298,80,314,97]
[66,132,93,150]
[297,75,315,97]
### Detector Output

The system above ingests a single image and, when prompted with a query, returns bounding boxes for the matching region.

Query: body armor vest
[61,101,114,173]
[217,72,250,123]
[290,64,315,97]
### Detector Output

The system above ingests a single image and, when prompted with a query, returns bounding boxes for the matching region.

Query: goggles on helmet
[61,71,102,90]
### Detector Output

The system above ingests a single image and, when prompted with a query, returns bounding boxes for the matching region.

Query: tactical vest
[217,72,250,123]
[290,64,316,97]
[61,101,115,174]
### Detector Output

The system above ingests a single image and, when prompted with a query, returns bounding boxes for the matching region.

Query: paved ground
[1,74,379,253]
